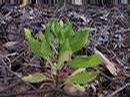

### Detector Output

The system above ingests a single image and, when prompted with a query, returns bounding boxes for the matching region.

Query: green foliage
[38,32,52,58]
[24,28,52,59]
[69,28,88,52]
[66,71,96,85]
[69,54,102,69]
[24,28,41,55]
[22,72,45,83]
[24,19,102,87]
[57,39,72,69]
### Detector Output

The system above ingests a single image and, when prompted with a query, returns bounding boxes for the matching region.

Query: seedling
[23,19,102,96]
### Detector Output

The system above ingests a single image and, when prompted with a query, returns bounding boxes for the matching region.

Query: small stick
[107,83,130,97]
[94,48,118,76]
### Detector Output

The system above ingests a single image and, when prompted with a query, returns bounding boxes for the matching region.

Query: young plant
[23,19,102,96]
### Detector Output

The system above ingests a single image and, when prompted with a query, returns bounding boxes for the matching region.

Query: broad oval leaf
[51,19,62,39]
[66,71,96,85]
[44,22,55,44]
[69,54,102,69]
[57,39,72,69]
[22,72,45,83]
[51,20,74,45]
[39,32,52,59]
[62,20,74,39]
[24,28,41,55]
[25,29,52,59]
[69,28,89,52]
[52,20,65,44]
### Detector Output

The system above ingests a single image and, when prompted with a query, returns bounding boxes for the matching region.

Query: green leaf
[54,20,65,44]
[39,32,52,59]
[25,29,52,59]
[69,28,89,52]
[51,19,62,39]
[44,22,55,44]
[51,20,74,45]
[59,20,64,28]
[44,21,59,50]
[69,54,102,69]
[45,30,55,45]
[57,39,72,69]
[59,21,74,45]
[66,71,96,85]
[22,72,45,83]
[24,28,41,55]
[62,20,74,39]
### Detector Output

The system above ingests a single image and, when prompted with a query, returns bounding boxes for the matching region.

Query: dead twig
[94,48,118,76]
[107,83,130,97]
